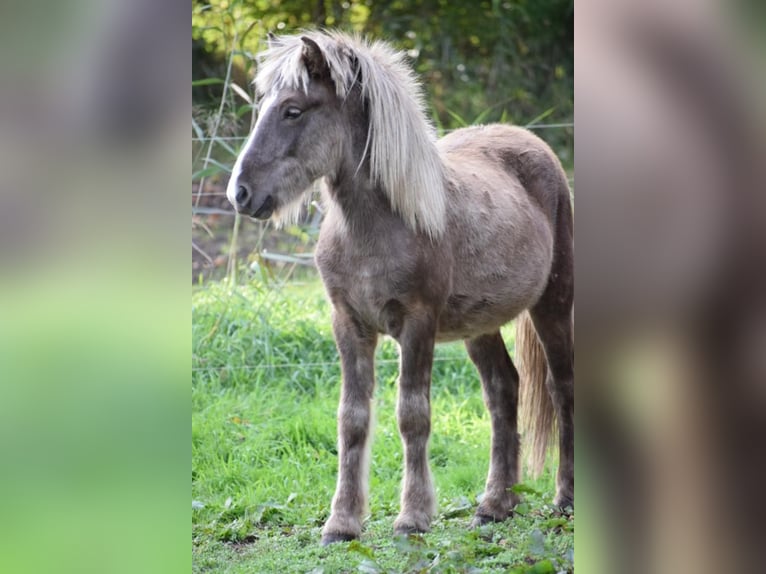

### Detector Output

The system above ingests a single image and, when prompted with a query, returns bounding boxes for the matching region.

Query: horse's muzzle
[232,182,274,219]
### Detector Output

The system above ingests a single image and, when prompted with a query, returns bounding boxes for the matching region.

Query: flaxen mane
[254,31,446,238]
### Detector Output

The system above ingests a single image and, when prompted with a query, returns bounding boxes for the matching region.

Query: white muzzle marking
[226,94,278,206]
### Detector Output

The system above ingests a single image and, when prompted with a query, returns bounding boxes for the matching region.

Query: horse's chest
[343,262,396,307]
[315,244,423,334]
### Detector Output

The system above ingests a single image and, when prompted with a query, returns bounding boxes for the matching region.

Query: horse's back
[438,124,567,223]
[434,124,565,340]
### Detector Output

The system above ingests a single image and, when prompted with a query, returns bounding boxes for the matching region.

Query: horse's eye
[283,107,303,120]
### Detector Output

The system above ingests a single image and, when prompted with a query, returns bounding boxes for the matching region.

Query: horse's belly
[435,288,539,342]
[436,225,553,341]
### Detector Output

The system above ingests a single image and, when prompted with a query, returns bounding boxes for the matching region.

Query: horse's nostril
[235,184,251,205]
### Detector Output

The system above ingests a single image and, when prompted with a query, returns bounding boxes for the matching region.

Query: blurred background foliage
[192,0,573,158]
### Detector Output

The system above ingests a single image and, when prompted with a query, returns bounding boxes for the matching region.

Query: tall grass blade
[524,107,556,127]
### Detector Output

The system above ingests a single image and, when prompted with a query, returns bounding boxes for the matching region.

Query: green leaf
[528,559,556,573]
[441,495,473,518]
[524,107,556,127]
[191,117,205,140]
[432,104,445,135]
[472,106,495,125]
[214,138,238,157]
[347,539,375,559]
[515,502,530,515]
[192,165,223,180]
[510,483,542,496]
[541,517,571,532]
[445,108,468,128]
[203,158,232,174]
[235,104,255,119]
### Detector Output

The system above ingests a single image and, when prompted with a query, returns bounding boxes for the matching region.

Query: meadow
[192,278,574,573]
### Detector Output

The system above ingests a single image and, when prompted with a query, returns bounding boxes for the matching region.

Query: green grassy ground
[192,279,573,573]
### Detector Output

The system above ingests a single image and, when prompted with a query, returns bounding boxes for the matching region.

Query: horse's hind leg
[465,331,521,525]
[529,302,574,507]
[529,198,575,507]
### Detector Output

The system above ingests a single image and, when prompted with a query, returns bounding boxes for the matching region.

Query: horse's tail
[516,311,556,477]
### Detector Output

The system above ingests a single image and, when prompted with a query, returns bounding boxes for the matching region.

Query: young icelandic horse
[226,31,573,545]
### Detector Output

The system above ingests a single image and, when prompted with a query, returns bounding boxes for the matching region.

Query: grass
[192,278,573,573]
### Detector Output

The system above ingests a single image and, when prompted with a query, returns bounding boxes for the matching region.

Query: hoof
[321,531,357,546]
[393,513,430,536]
[554,493,574,512]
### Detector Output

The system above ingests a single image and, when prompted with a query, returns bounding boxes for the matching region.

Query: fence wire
[192,355,472,372]
[191,122,574,143]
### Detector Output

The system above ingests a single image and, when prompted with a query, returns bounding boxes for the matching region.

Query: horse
[226,30,574,545]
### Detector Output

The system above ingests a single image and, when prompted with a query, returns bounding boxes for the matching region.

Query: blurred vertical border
[576,0,766,572]
[0,0,189,573]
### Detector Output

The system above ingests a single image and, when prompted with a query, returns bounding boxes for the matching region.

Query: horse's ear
[301,36,328,78]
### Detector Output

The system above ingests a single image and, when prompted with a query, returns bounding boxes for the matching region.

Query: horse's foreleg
[465,331,521,525]
[321,308,377,545]
[393,314,436,535]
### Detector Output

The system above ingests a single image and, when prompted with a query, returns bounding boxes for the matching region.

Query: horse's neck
[323,170,404,239]
[322,118,411,239]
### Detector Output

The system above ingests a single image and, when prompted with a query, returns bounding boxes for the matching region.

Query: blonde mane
[255,30,446,238]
